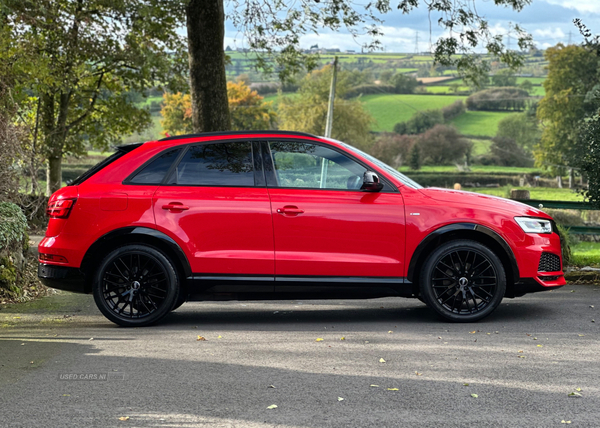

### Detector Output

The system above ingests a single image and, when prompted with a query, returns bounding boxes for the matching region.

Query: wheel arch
[80,227,192,292]
[407,223,519,295]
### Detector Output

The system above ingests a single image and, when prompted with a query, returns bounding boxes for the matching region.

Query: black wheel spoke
[430,247,498,316]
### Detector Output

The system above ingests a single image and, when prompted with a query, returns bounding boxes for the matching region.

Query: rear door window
[168,142,255,186]
[128,148,181,184]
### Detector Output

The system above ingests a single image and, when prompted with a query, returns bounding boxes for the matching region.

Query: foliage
[409,144,421,171]
[370,133,415,168]
[555,224,573,266]
[345,84,395,98]
[227,0,533,85]
[394,110,444,135]
[3,0,188,194]
[389,73,419,94]
[417,125,472,165]
[277,65,374,151]
[496,113,540,152]
[489,136,534,167]
[441,100,466,122]
[578,115,600,208]
[161,82,277,135]
[466,88,529,111]
[0,202,27,252]
[228,82,277,130]
[535,44,600,169]
[491,69,517,87]
[519,80,533,94]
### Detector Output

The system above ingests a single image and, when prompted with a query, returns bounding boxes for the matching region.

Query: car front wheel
[420,240,506,322]
[93,245,180,327]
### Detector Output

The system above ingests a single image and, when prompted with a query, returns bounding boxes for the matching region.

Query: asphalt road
[0,285,599,428]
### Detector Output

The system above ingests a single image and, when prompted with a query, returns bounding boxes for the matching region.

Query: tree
[4,0,187,194]
[370,133,415,168]
[496,113,540,152]
[417,125,472,165]
[578,115,600,208]
[394,110,444,135]
[187,0,533,132]
[161,81,276,135]
[409,144,421,171]
[535,44,600,168]
[490,136,534,167]
[491,69,517,87]
[390,73,419,94]
[277,65,374,151]
[466,88,529,111]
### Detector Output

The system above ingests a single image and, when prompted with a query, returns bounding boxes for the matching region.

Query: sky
[224,0,600,53]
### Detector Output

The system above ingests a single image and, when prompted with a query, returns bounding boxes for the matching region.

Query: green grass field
[571,242,600,267]
[450,111,513,137]
[470,139,492,157]
[424,86,470,94]
[398,165,543,174]
[361,94,466,132]
[463,186,585,201]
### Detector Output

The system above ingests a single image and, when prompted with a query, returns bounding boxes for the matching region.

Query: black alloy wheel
[420,240,506,322]
[93,245,179,327]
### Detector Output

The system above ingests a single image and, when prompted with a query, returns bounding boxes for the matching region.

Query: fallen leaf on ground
[268,385,276,389]
[518,350,524,353]
[118,416,130,421]
[576,388,582,392]
[197,336,206,341]
[518,356,526,359]
[387,388,399,391]
[370,385,379,387]
[340,337,345,341]
[578,334,585,337]
[415,372,422,376]
[316,338,324,342]
[471,394,478,398]
[217,335,222,339]
[338,397,344,401]
[266,404,278,410]
[568,392,582,398]
[62,394,70,397]
[469,331,476,334]
[537,345,543,347]
[463,383,469,386]
[379,358,386,363]
[388,331,393,334]
[561,421,572,424]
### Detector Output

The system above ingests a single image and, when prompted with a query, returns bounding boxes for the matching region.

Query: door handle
[276,205,304,215]
[162,202,189,212]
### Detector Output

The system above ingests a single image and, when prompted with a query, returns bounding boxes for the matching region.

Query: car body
[38,131,565,326]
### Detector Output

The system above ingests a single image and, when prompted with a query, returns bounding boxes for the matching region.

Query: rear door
[152,141,274,277]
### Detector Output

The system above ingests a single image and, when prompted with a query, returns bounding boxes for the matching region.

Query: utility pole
[322,56,338,188]
[324,56,338,139]
[414,31,419,54]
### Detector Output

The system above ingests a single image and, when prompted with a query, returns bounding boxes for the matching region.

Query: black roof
[159,130,318,142]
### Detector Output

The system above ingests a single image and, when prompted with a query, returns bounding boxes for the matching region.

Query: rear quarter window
[128,148,181,184]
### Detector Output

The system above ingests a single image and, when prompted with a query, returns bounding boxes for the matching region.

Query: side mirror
[360,171,384,192]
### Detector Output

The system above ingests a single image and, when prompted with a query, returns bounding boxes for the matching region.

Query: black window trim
[261,139,399,193]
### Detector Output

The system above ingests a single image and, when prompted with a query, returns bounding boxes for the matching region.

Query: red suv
[38,131,565,326]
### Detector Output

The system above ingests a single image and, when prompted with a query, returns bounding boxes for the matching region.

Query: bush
[390,73,419,94]
[417,125,472,165]
[466,87,529,111]
[0,202,28,295]
[393,109,444,135]
[409,144,421,170]
[489,137,534,167]
[579,115,600,209]
[441,100,466,122]
[370,133,415,168]
[344,84,395,98]
[496,113,539,152]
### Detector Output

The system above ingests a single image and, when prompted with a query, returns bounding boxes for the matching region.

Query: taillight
[39,253,68,263]
[46,198,77,219]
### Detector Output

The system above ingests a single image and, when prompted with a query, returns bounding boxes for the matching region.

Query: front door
[264,140,406,279]
[153,141,274,276]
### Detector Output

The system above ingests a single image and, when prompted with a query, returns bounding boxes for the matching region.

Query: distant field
[450,111,513,137]
[361,94,466,132]
[515,77,546,85]
[398,165,543,174]
[470,139,492,157]
[425,86,470,94]
[463,186,584,201]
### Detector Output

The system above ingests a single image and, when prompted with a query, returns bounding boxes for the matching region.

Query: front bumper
[38,263,89,293]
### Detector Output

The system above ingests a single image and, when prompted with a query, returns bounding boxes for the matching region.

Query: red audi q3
[38,131,565,326]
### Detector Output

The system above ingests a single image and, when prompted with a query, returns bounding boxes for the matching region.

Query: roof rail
[159,130,318,142]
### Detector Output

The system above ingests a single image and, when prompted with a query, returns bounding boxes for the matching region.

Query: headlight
[514,217,552,234]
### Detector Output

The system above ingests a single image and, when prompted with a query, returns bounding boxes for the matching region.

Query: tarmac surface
[0,285,599,427]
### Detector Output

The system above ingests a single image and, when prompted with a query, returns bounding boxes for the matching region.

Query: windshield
[324,138,423,189]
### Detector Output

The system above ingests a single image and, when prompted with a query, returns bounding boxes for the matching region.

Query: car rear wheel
[93,245,180,327]
[420,240,506,322]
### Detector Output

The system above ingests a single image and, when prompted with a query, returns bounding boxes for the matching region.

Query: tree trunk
[47,156,62,195]
[186,0,231,133]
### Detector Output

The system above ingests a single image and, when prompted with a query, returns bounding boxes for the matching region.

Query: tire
[93,245,180,327]
[419,240,506,322]
[171,292,188,311]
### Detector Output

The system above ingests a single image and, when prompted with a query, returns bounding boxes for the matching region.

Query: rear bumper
[38,263,89,293]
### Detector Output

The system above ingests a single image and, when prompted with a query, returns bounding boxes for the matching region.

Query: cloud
[544,0,600,14]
